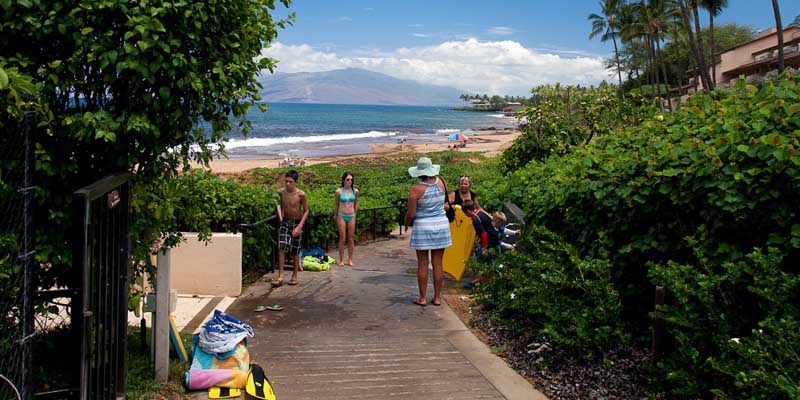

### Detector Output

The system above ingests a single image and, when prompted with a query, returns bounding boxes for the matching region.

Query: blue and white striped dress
[409,178,452,250]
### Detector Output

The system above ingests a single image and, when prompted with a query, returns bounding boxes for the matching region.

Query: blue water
[221,103,516,158]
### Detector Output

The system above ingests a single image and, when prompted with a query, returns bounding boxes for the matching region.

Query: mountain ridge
[258,68,464,106]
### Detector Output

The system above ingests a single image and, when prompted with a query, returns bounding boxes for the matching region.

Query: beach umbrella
[448,132,467,141]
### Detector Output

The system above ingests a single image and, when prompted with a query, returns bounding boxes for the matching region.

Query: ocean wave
[435,128,461,134]
[220,131,400,149]
[487,114,507,118]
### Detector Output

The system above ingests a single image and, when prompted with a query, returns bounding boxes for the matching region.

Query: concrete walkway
[212,233,546,400]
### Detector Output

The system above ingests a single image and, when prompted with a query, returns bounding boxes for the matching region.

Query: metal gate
[73,174,130,400]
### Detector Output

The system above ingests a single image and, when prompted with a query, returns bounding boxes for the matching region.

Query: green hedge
[132,171,279,274]
[484,76,800,397]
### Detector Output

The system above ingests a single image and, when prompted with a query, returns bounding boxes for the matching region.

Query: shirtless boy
[273,170,309,287]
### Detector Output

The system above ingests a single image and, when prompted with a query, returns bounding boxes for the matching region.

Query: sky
[263,0,800,97]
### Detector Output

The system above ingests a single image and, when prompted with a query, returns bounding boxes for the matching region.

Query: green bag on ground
[302,255,333,271]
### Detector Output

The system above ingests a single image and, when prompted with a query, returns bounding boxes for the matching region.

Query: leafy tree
[0,0,294,288]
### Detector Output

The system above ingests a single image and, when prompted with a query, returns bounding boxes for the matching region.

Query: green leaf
[661,168,681,177]
[81,27,94,35]
[0,68,8,89]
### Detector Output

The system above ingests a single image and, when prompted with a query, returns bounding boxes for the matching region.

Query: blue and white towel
[198,309,254,357]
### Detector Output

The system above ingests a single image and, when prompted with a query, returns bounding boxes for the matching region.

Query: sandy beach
[201,129,521,174]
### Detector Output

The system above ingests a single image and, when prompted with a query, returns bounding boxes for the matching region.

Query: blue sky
[264,1,800,96]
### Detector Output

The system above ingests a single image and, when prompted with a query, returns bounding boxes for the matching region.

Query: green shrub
[478,225,628,354]
[489,75,800,396]
[650,246,800,398]
[501,84,656,172]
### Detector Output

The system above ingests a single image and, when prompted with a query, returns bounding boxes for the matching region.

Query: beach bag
[300,247,325,259]
[303,255,333,271]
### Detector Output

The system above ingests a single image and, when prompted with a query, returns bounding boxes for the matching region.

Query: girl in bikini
[334,172,359,266]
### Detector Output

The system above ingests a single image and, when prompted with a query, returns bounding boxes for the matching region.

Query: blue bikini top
[339,188,355,203]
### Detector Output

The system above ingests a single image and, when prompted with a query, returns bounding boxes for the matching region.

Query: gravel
[472,314,655,400]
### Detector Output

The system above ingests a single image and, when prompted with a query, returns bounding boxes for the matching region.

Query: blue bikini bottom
[340,214,354,223]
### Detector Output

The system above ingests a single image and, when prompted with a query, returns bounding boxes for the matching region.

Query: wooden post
[652,285,665,360]
[154,250,171,382]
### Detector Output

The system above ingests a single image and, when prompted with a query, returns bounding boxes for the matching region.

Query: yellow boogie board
[443,205,475,281]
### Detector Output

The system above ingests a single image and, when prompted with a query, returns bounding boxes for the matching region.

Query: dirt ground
[442,280,489,344]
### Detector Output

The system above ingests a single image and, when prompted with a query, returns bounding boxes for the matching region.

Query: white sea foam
[488,114,507,118]
[197,131,401,151]
[435,128,460,134]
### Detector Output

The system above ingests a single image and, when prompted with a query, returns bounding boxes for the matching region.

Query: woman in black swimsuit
[448,176,480,210]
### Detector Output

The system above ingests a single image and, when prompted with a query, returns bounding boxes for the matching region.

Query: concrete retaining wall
[168,232,242,296]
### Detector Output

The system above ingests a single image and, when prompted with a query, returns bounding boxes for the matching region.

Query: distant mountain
[258,68,464,106]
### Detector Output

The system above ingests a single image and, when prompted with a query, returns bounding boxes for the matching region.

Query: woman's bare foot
[347,260,354,266]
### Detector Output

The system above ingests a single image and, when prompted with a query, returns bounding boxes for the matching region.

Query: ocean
[220,103,517,159]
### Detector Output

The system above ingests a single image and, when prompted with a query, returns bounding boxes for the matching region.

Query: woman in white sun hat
[405,157,452,307]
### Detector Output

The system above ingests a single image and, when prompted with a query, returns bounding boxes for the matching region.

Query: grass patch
[126,326,192,400]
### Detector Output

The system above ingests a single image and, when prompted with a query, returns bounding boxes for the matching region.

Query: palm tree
[772,0,784,73]
[589,0,625,94]
[677,0,711,90]
[701,0,728,86]
[689,0,714,89]
[622,0,678,109]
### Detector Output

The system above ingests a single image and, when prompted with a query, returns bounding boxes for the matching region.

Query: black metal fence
[73,174,130,400]
[0,110,35,399]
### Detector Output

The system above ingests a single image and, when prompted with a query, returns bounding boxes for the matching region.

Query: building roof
[717,15,800,56]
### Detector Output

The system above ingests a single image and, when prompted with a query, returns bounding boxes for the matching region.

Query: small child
[462,204,521,289]
[491,211,520,251]
[272,170,309,287]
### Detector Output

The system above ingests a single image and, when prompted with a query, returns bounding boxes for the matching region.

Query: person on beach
[448,175,481,211]
[405,157,452,307]
[334,172,359,266]
[273,170,309,287]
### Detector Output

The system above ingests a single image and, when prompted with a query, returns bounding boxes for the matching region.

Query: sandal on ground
[287,279,299,286]
[413,299,427,307]
[254,305,267,312]
[271,278,283,287]
[430,299,441,306]
[266,304,284,311]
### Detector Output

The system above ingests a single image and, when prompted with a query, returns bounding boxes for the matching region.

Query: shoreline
[201,128,520,173]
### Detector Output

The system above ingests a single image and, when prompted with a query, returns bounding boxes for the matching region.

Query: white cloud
[261,39,612,96]
[364,7,374,11]
[412,33,430,38]
[487,26,514,35]
[337,16,352,22]
[408,23,423,28]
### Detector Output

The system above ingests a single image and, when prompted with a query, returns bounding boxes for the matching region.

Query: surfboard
[443,205,475,281]
[168,314,189,362]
